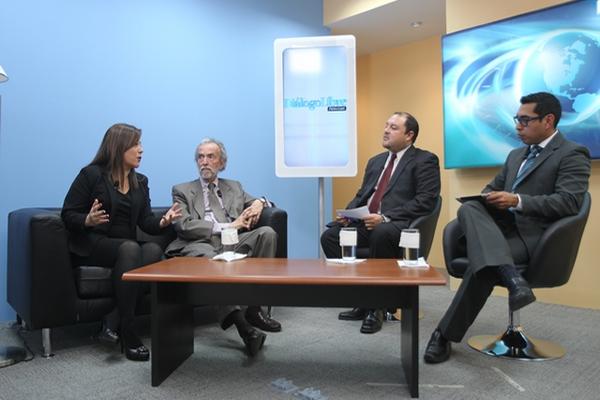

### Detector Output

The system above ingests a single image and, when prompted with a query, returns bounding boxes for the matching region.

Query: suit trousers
[438,200,529,342]
[216,226,277,326]
[320,221,406,259]
[173,226,277,326]
[175,226,277,259]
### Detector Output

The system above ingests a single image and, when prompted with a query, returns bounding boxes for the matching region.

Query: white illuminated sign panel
[274,35,357,177]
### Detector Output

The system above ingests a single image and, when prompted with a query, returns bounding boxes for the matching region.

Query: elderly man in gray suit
[165,138,280,356]
[424,92,591,364]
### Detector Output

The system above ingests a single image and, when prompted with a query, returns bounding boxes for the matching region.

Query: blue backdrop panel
[0,0,329,322]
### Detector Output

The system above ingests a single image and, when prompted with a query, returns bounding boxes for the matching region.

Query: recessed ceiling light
[411,21,423,28]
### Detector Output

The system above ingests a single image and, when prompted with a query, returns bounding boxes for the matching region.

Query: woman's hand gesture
[85,199,109,227]
[159,203,182,228]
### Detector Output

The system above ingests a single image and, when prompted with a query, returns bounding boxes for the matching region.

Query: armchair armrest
[409,196,442,259]
[442,219,468,278]
[8,208,78,329]
[255,207,287,258]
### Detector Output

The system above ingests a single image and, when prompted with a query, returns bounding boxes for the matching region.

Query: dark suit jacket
[483,132,590,257]
[165,178,256,256]
[345,145,440,228]
[61,164,162,257]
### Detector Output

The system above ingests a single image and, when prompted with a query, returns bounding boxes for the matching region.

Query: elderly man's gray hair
[195,137,228,171]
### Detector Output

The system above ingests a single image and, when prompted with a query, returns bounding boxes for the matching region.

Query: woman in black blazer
[62,123,180,361]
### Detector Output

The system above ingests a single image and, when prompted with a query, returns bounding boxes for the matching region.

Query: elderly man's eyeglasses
[513,115,545,127]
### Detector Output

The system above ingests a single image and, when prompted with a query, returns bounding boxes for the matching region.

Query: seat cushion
[448,257,469,278]
[448,258,527,280]
[74,266,113,298]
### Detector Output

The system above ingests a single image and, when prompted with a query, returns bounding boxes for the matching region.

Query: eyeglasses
[513,115,545,127]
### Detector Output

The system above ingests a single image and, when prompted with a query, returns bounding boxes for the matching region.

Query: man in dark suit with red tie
[320,111,441,334]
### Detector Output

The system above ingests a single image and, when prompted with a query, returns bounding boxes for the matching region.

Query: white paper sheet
[325,258,367,264]
[336,206,369,220]
[397,257,429,268]
[212,252,248,262]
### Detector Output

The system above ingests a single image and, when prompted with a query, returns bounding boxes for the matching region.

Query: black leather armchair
[7,206,287,357]
[443,192,591,360]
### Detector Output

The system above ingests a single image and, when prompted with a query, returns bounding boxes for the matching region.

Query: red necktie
[368,153,397,214]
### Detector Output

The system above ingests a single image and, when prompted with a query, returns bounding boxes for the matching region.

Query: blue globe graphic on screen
[520,31,600,125]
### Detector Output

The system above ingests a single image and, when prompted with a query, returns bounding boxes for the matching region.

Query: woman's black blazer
[61,164,162,257]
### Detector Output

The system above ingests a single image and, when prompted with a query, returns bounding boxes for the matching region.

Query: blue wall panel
[0,0,330,321]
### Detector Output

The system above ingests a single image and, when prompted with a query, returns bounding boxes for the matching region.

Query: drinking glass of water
[399,229,420,265]
[339,227,357,261]
[221,227,239,256]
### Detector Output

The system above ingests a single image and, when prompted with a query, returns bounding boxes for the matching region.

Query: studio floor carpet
[1,285,599,399]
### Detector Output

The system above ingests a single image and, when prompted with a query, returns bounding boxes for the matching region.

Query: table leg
[400,287,419,398]
[151,282,194,386]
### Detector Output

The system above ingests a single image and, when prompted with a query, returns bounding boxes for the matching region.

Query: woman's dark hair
[90,123,141,189]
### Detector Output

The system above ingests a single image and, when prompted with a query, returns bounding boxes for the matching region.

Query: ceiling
[327,0,446,56]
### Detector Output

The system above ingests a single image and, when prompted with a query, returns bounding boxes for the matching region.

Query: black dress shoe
[424,328,451,364]
[507,277,536,311]
[122,342,150,362]
[120,322,149,362]
[360,309,383,334]
[241,328,267,357]
[245,308,282,332]
[338,308,367,321]
[94,324,119,345]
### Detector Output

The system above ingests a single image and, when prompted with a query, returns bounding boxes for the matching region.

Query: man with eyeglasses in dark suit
[424,92,591,364]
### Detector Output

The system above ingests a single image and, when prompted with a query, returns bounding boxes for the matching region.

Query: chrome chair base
[468,325,565,361]
[0,345,27,368]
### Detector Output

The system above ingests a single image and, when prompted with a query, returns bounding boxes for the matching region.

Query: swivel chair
[443,192,591,360]
[357,196,442,320]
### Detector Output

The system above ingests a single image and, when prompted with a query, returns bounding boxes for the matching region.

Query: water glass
[399,229,420,265]
[339,227,357,261]
[221,227,239,256]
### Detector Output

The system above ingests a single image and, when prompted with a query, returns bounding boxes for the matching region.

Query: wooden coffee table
[123,257,446,398]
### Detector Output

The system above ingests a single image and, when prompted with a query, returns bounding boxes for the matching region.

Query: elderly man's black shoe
[241,328,266,356]
[507,277,536,311]
[338,308,367,321]
[360,310,383,334]
[424,329,451,364]
[245,308,282,332]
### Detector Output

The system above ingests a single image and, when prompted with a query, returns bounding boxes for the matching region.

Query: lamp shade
[0,65,8,83]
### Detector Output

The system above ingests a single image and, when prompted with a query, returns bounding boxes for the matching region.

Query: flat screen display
[442,0,600,169]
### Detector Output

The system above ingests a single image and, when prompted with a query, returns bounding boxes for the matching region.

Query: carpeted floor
[1,284,599,400]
